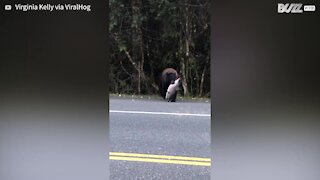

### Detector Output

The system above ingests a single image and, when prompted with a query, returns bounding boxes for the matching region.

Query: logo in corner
[278,3,303,13]
[278,3,316,13]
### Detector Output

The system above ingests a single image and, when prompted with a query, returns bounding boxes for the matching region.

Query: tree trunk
[180,4,191,96]
[132,0,143,94]
[181,57,188,96]
[199,66,206,96]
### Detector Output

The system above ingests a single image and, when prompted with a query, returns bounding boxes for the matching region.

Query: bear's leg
[171,92,177,102]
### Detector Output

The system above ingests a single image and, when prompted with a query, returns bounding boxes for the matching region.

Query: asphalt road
[110,97,211,180]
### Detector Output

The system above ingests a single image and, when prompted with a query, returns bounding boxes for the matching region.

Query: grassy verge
[109,93,211,103]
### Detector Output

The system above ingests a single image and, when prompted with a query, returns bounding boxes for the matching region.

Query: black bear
[159,68,179,102]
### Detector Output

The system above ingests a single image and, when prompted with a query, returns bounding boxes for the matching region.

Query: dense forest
[109,0,210,97]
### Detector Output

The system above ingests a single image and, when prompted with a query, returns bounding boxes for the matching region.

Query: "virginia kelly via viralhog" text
[14,4,92,12]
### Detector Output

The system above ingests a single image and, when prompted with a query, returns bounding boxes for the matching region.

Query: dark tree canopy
[110,0,210,97]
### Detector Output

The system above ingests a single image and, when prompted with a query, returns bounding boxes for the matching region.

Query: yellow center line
[110,152,211,162]
[109,152,211,167]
